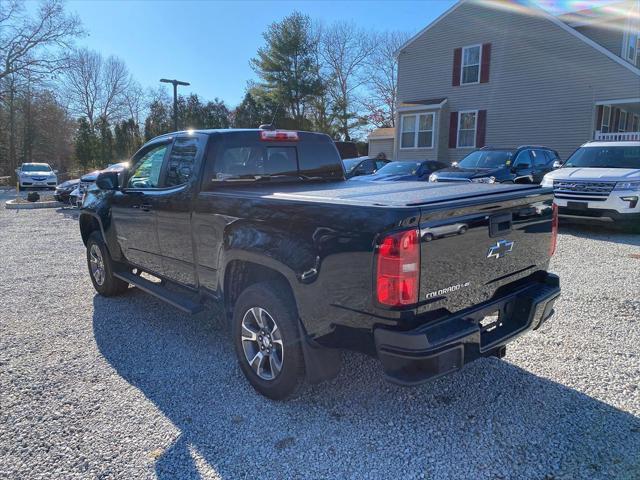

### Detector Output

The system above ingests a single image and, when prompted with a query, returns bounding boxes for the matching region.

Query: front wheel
[232,282,305,400]
[86,231,129,296]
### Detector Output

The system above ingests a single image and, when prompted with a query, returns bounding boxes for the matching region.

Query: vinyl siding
[396,1,640,162]
[574,23,624,58]
[368,138,394,159]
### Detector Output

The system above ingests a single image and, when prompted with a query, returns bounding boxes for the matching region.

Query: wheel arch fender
[79,211,124,261]
[220,251,341,385]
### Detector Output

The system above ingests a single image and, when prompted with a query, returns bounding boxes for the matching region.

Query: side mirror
[552,160,562,169]
[96,171,120,190]
[53,169,59,174]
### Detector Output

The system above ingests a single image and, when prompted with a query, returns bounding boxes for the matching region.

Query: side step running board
[114,271,204,314]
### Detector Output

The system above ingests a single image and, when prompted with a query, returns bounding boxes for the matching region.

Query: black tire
[232,282,305,400]
[86,231,129,296]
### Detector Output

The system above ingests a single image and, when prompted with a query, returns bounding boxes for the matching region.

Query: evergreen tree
[250,12,322,129]
[75,117,98,169]
[96,117,113,166]
[202,98,230,129]
[181,94,204,129]
[234,91,261,128]
[144,100,171,140]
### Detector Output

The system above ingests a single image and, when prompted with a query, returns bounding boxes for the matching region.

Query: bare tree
[100,55,130,121]
[63,48,131,128]
[63,48,100,127]
[0,0,83,82]
[320,21,376,140]
[122,80,145,126]
[363,31,410,128]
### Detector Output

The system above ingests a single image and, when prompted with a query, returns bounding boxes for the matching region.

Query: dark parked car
[79,129,560,400]
[343,156,391,178]
[78,162,129,200]
[352,160,448,182]
[54,179,80,203]
[429,146,561,184]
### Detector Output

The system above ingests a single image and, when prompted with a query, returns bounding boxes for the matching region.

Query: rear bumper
[374,273,560,385]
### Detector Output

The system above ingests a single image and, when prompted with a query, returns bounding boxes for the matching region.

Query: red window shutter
[452,48,462,86]
[449,112,459,148]
[476,110,487,147]
[480,43,492,83]
[596,105,603,129]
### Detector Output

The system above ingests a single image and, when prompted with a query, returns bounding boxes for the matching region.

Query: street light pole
[160,78,190,131]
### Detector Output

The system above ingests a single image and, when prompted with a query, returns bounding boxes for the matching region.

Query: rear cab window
[201,131,343,190]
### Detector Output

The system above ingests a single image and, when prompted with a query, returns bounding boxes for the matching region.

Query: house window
[457,110,478,148]
[461,45,481,84]
[400,113,435,149]
[601,105,611,133]
[619,110,628,132]
[633,115,640,132]
[622,16,639,65]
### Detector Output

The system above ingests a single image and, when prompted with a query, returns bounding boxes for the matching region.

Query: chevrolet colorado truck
[79,129,560,400]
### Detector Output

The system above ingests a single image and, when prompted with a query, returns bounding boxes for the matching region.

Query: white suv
[16,163,58,189]
[541,141,639,227]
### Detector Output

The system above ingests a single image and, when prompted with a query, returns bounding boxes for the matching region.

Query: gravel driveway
[1,191,639,479]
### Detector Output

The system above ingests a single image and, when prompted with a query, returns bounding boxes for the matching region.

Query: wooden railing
[594,131,640,141]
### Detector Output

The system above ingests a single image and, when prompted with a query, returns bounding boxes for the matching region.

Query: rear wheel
[232,282,305,400]
[86,231,129,296]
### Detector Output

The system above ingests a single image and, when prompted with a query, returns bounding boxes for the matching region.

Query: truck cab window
[263,147,297,175]
[213,145,297,181]
[166,137,200,187]
[127,144,168,188]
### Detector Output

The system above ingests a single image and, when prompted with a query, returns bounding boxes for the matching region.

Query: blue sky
[65,0,613,107]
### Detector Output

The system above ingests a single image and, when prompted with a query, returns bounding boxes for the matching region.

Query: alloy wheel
[241,307,284,381]
[89,244,106,286]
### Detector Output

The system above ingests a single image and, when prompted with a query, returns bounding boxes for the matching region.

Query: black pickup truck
[79,129,560,400]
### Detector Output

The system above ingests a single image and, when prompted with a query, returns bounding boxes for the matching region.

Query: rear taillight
[549,203,558,256]
[376,229,420,307]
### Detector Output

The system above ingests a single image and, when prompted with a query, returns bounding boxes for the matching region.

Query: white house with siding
[387,0,640,163]
[367,128,395,158]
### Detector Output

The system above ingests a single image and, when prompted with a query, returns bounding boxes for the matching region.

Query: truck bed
[213,180,548,208]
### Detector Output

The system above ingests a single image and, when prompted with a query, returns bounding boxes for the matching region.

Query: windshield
[458,150,513,169]
[21,164,51,172]
[376,162,421,175]
[563,146,640,169]
[343,158,364,172]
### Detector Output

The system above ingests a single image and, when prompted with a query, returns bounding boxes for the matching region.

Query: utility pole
[160,78,190,131]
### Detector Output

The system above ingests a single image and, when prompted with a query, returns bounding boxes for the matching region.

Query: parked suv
[16,163,57,189]
[429,146,560,184]
[541,141,640,227]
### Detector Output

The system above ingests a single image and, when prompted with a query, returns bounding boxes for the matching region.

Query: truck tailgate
[417,190,555,316]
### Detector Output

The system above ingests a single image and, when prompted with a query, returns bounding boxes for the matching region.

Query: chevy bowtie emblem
[487,239,514,259]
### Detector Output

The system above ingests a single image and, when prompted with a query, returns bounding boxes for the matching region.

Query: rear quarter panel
[193,189,420,339]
